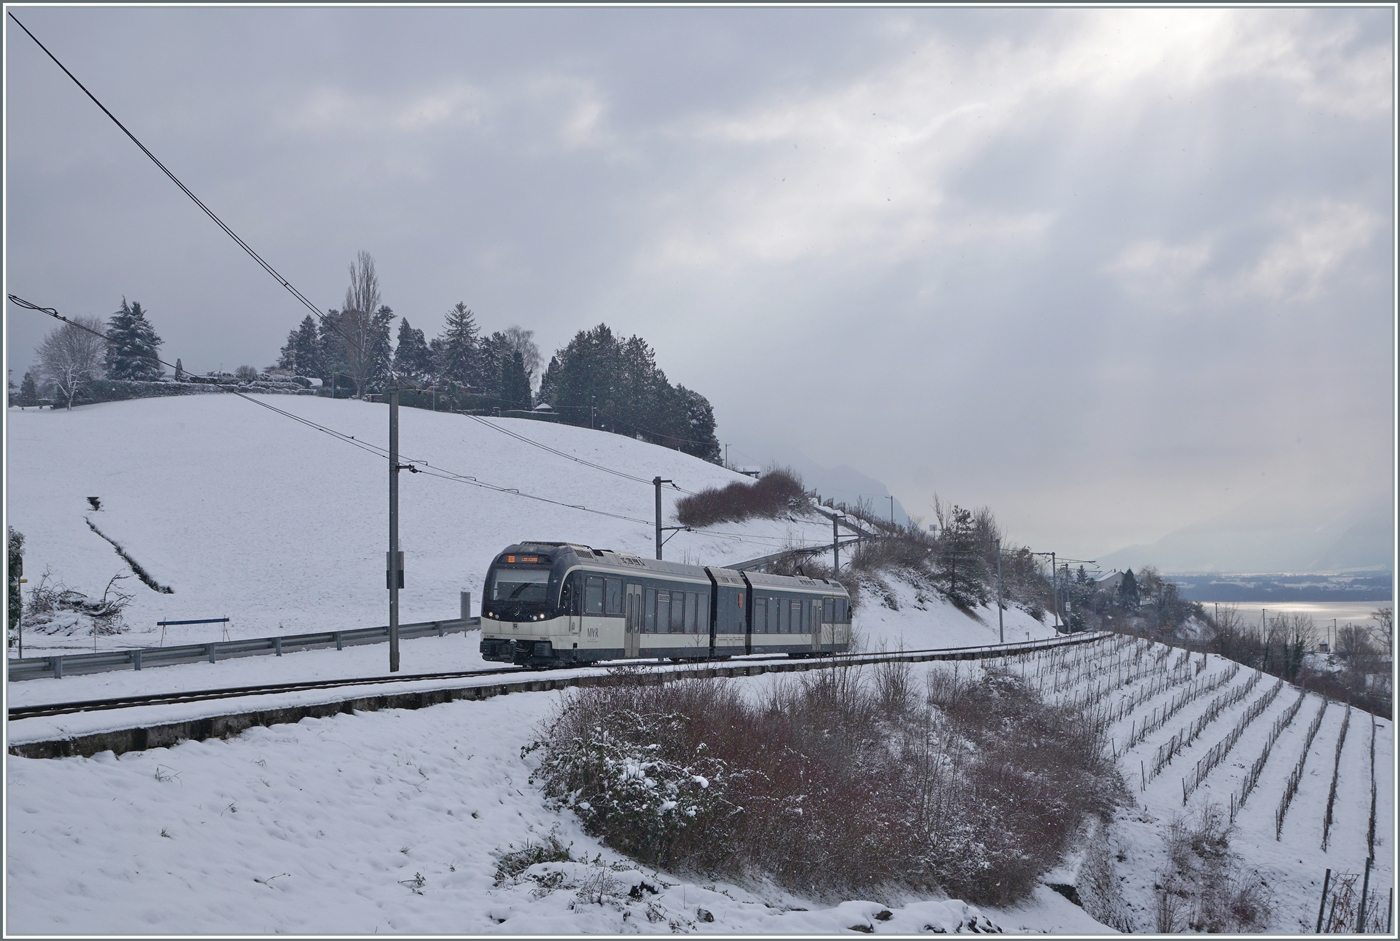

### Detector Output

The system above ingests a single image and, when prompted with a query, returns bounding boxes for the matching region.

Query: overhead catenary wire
[8,295,663,530]
[454,418,847,547]
[12,294,821,551]
[7,11,379,377]
[463,414,662,488]
[7,15,818,553]
[543,402,716,452]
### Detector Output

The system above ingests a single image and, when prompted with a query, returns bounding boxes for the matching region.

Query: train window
[644,588,657,633]
[605,577,623,616]
[792,600,803,634]
[751,597,763,634]
[657,591,671,633]
[670,591,686,633]
[584,576,605,616]
[823,598,834,623]
[698,593,710,632]
[684,592,697,633]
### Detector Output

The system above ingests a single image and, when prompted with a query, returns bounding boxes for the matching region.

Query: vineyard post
[1357,857,1372,933]
[1316,869,1331,934]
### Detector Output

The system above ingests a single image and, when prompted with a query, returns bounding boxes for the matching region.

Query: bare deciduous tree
[37,316,107,410]
[337,251,392,398]
[1370,606,1393,657]
[343,250,381,324]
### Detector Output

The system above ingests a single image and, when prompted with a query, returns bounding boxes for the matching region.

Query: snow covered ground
[8,631,1389,935]
[7,395,857,651]
[6,666,1109,936]
[5,396,1392,934]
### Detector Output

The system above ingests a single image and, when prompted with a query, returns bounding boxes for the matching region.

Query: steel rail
[8,632,1107,725]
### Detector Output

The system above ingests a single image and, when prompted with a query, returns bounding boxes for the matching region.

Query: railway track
[8,633,1111,759]
[8,633,1107,723]
[6,665,531,722]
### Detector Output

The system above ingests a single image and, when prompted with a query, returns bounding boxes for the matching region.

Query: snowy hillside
[7,395,1055,658]
[16,396,1382,937]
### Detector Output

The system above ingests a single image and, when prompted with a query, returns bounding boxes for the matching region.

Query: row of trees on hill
[539,324,721,462]
[14,251,724,463]
[276,253,722,460]
[273,253,539,408]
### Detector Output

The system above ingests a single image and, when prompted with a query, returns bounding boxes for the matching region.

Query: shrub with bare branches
[1156,802,1272,933]
[23,569,132,636]
[675,468,808,528]
[528,662,1122,906]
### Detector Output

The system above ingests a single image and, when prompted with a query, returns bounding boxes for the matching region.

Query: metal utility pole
[833,513,840,574]
[654,477,671,560]
[385,389,417,672]
[995,538,1004,644]
[388,388,401,672]
[1029,551,1058,630]
[888,495,895,530]
[652,477,689,560]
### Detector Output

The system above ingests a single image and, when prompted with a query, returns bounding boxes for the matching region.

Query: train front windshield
[484,559,558,621]
[491,568,550,603]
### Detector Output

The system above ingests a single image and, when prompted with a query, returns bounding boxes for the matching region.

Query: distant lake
[1197,599,1389,630]
[1169,572,1391,605]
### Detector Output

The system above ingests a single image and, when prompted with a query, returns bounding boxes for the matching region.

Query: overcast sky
[5,6,1394,574]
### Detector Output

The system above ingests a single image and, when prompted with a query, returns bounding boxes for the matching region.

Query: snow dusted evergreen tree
[393,318,435,386]
[934,504,990,609]
[173,358,186,381]
[18,370,40,406]
[8,526,23,644]
[538,324,721,461]
[676,385,721,463]
[434,302,480,390]
[104,299,163,380]
[1116,569,1140,611]
[500,349,532,410]
[501,325,542,391]
[318,310,350,394]
[277,315,322,378]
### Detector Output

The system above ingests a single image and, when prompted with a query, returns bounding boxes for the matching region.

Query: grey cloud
[5,7,1392,572]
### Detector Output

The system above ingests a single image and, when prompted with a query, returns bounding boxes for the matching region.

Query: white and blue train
[479,541,853,668]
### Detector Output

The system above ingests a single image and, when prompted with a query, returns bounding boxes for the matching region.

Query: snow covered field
[8,395,872,653]
[8,629,1390,935]
[5,396,1393,934]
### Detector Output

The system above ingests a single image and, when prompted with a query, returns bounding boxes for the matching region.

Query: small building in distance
[1095,569,1126,594]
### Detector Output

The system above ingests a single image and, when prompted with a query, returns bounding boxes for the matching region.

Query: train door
[625,583,643,657]
[563,573,583,638]
[810,598,822,652]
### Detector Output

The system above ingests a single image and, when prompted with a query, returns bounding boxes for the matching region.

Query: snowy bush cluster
[527,661,1123,906]
[1153,802,1271,933]
[21,570,132,637]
